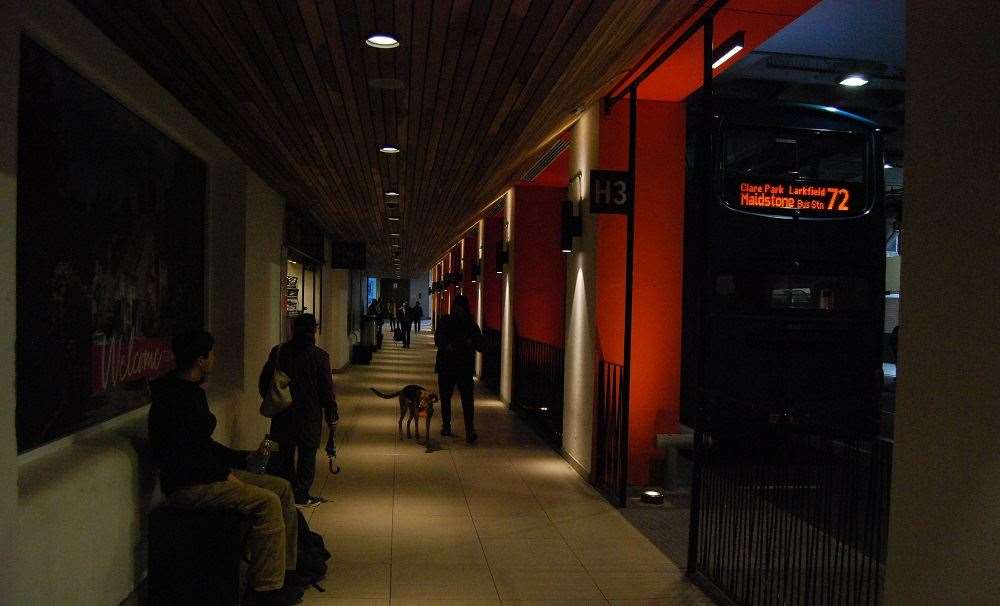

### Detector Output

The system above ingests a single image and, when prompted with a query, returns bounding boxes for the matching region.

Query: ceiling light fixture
[390,232,400,236]
[389,217,400,221]
[380,146,400,154]
[884,163,893,169]
[385,191,400,197]
[839,74,869,87]
[711,31,745,70]
[365,34,399,49]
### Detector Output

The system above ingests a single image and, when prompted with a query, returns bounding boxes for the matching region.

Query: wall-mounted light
[471,262,481,283]
[495,242,509,274]
[366,34,399,49]
[711,31,745,70]
[561,199,582,253]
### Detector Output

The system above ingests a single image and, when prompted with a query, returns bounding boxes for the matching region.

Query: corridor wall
[483,214,504,331]
[0,1,288,603]
[597,99,686,487]
[513,185,566,347]
[462,231,479,316]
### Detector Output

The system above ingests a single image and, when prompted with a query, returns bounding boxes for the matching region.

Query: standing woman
[434,295,484,443]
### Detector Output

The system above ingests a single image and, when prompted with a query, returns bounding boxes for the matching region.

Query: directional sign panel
[589,170,633,214]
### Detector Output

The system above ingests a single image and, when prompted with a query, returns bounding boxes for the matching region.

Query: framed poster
[15,37,207,452]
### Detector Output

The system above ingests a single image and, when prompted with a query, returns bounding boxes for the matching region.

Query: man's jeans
[165,470,298,591]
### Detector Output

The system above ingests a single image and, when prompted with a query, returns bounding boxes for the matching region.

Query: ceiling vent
[520,138,570,182]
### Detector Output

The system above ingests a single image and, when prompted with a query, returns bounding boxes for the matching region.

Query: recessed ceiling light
[389,217,400,221]
[711,31,745,70]
[380,146,400,154]
[840,74,869,87]
[385,191,400,197]
[884,163,893,169]
[366,34,399,49]
[392,244,400,248]
[390,232,400,236]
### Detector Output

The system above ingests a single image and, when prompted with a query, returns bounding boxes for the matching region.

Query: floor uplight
[641,490,665,505]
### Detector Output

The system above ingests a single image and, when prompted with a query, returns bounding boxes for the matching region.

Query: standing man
[397,302,412,348]
[259,314,338,508]
[411,297,424,333]
[150,330,304,606]
[434,295,484,443]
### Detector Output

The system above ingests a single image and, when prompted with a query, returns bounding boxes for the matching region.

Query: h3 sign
[589,170,633,215]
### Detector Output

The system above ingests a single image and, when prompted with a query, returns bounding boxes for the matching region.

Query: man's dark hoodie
[148,373,244,494]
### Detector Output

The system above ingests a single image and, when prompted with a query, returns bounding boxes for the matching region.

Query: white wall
[561,103,600,477]
[886,2,1000,604]
[1,1,286,603]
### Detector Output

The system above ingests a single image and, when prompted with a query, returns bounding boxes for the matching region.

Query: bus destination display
[727,179,865,218]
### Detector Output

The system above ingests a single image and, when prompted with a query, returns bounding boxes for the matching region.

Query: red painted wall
[462,232,479,316]
[513,185,566,347]
[598,100,687,486]
[483,215,504,331]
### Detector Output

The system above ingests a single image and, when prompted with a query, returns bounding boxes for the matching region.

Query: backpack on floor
[290,509,330,590]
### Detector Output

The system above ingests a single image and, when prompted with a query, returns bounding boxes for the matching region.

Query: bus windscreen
[722,127,870,218]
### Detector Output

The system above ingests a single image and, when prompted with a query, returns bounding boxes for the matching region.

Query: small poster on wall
[15,38,207,452]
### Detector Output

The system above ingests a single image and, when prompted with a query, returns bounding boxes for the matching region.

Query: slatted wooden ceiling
[71,0,698,275]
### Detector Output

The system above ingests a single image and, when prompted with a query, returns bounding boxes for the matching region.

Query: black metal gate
[689,410,892,605]
[593,359,627,506]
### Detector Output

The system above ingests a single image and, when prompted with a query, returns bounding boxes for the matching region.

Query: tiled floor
[301,328,712,605]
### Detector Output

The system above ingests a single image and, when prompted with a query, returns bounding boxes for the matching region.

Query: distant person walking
[397,303,412,348]
[258,314,339,507]
[411,299,424,333]
[434,295,484,443]
[388,301,397,332]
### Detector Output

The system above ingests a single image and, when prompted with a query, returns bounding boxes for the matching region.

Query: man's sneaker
[244,583,304,605]
[294,495,327,509]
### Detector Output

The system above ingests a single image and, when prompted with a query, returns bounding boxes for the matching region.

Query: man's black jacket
[148,374,244,494]
[434,312,484,376]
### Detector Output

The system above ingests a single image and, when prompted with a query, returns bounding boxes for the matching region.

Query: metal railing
[481,327,502,393]
[594,360,628,506]
[690,422,893,605]
[513,336,565,445]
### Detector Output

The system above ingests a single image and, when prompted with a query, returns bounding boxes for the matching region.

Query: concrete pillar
[499,189,515,405]
[0,0,19,592]
[561,102,600,477]
[886,2,1000,604]
[321,264,352,372]
[476,219,485,377]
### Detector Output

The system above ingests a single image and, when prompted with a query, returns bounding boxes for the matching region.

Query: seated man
[149,330,304,606]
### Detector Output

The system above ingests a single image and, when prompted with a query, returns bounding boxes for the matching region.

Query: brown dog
[370,386,439,445]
